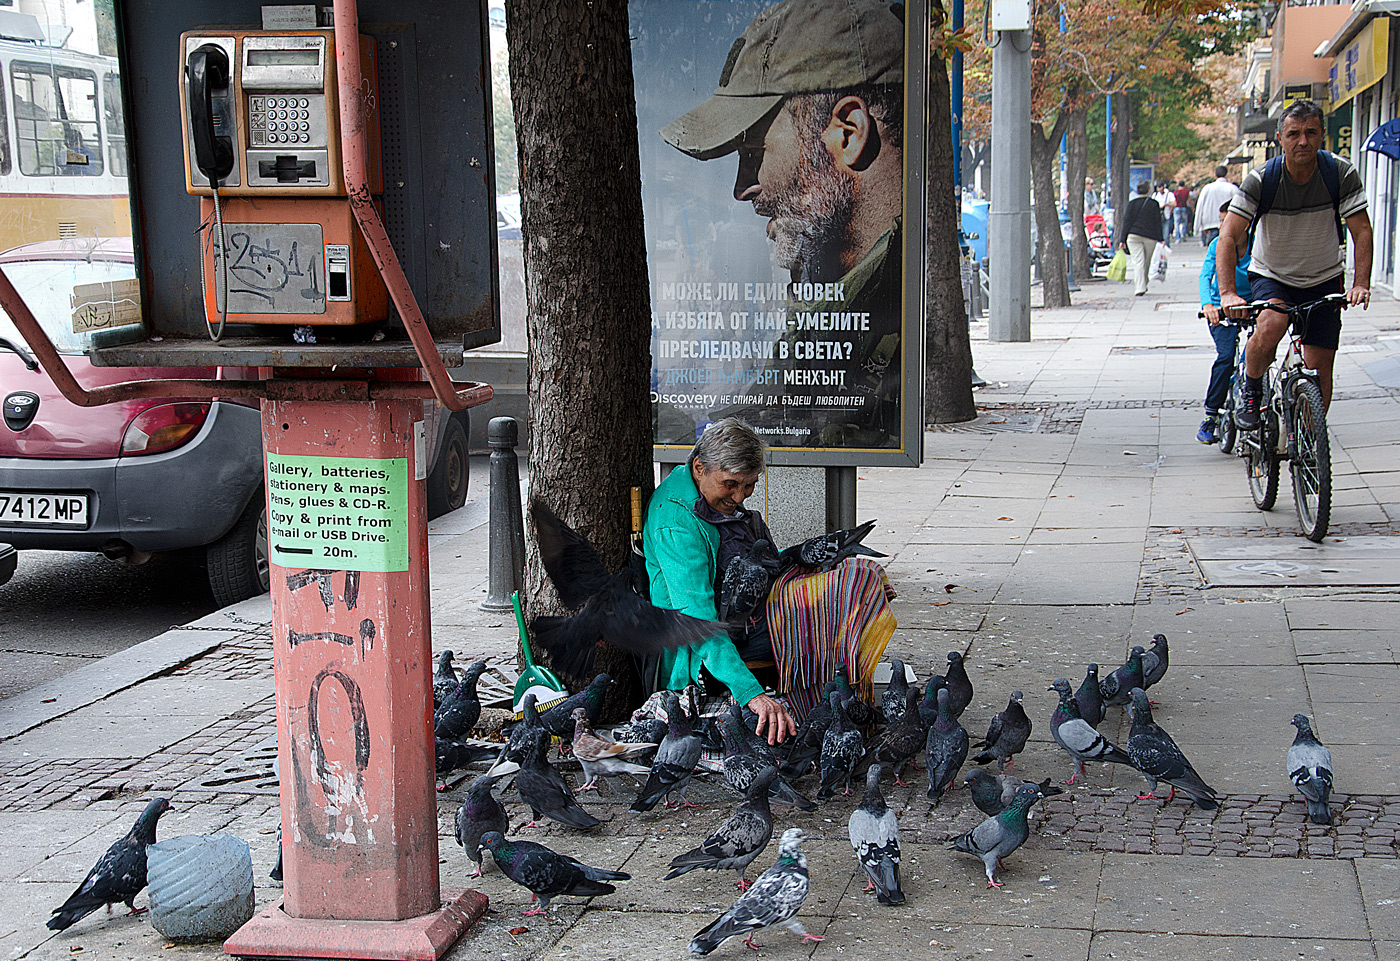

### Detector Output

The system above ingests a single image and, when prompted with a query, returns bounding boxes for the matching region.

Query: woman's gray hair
[688,418,767,476]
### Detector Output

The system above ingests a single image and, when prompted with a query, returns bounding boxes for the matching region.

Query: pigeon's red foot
[799,933,825,944]
[987,879,1004,889]
[470,864,483,878]
[736,877,752,892]
[127,906,149,917]
[678,799,703,809]
[842,787,852,796]
[863,878,876,893]
[575,783,598,795]
[742,934,763,950]
[520,906,548,917]
[1135,793,1158,801]
[894,777,911,787]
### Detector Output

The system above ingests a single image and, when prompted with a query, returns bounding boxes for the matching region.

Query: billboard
[630,0,926,465]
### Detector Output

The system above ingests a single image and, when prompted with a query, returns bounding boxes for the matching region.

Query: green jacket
[643,463,764,707]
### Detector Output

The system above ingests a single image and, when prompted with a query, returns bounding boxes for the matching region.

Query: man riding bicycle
[1218,99,1372,430]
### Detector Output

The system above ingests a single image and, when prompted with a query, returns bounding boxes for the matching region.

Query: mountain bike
[1206,294,1345,542]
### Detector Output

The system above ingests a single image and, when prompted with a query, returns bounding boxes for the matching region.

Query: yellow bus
[0,29,130,251]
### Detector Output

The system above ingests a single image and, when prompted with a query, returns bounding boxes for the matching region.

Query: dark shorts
[1245,273,1345,351]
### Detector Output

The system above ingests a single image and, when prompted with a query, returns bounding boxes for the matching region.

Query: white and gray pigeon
[848,765,905,905]
[818,692,866,800]
[719,539,782,621]
[880,657,910,724]
[47,797,172,931]
[631,692,704,812]
[1049,679,1133,784]
[1126,689,1219,809]
[1140,633,1170,690]
[689,828,824,956]
[950,782,1043,889]
[1288,714,1333,825]
[778,519,886,572]
[665,766,777,890]
[570,707,653,792]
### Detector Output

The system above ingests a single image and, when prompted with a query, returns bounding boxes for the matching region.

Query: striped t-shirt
[1228,153,1366,287]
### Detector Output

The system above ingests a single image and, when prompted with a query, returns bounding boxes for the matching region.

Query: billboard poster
[630,0,925,463]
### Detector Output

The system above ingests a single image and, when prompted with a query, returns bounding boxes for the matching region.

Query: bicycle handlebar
[1198,293,1348,324]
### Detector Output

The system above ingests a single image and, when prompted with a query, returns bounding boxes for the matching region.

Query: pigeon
[529,501,729,678]
[867,685,926,785]
[778,519,886,572]
[539,673,612,738]
[665,767,776,890]
[454,775,509,877]
[270,826,283,882]
[1074,663,1105,728]
[777,696,833,780]
[719,538,782,621]
[1099,646,1146,709]
[435,737,496,790]
[943,651,974,720]
[478,831,629,915]
[818,692,865,800]
[1288,714,1333,825]
[1126,689,1219,809]
[631,693,704,812]
[917,674,946,729]
[688,828,823,956]
[848,765,904,905]
[611,715,668,749]
[925,686,970,805]
[972,691,1032,773]
[950,782,1043,889]
[1048,679,1133,784]
[433,661,487,740]
[432,649,460,711]
[514,732,601,829]
[880,657,910,724]
[827,663,878,728]
[571,707,653,792]
[722,704,817,810]
[47,797,172,931]
[489,692,552,777]
[963,769,1062,816]
[1141,633,1170,690]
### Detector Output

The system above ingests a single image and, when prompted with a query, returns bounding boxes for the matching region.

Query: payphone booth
[0,1,501,958]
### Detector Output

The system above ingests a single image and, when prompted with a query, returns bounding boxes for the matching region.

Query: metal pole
[481,416,525,612]
[825,466,857,531]
[1105,94,1112,209]
[952,0,964,190]
[988,28,1032,342]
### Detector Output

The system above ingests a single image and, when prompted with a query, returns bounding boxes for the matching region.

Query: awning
[1317,0,1400,59]
[1365,118,1400,160]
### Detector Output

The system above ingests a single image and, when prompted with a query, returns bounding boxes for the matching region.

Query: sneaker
[1235,388,1261,430]
[1196,419,1218,445]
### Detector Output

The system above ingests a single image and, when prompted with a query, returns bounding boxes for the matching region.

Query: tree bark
[506,0,655,717]
[1110,91,1131,247]
[1030,119,1071,309]
[925,41,976,426]
[1065,105,1092,280]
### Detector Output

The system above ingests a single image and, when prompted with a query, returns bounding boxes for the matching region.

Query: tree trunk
[506,0,655,717]
[1030,122,1071,309]
[1065,105,1092,280]
[1110,91,1131,247]
[925,43,976,426]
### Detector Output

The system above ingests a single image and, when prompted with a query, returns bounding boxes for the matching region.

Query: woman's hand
[747,693,796,746]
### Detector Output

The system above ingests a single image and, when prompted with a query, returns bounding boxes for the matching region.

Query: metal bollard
[481,417,526,611]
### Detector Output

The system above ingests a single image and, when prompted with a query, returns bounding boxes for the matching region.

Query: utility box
[991,0,1032,31]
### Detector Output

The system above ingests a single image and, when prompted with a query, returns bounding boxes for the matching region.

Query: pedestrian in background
[1194,165,1235,247]
[1118,180,1162,297]
[1084,178,1101,217]
[1172,181,1191,243]
[1196,196,1251,444]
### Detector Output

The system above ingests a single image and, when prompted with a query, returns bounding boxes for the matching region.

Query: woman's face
[692,461,760,514]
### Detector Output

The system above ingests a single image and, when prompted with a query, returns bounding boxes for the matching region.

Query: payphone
[180,30,388,336]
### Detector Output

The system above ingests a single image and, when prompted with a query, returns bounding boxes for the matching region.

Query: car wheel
[207,497,270,606]
[427,414,469,519]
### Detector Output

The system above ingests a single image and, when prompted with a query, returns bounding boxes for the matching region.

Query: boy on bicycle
[1197,195,1251,445]
[1217,100,1372,429]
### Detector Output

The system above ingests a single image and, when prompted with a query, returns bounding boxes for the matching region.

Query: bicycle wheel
[1246,412,1279,510]
[1289,377,1331,541]
[1218,392,1238,454]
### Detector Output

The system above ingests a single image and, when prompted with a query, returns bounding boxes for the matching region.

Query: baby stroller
[1085,214,1113,269]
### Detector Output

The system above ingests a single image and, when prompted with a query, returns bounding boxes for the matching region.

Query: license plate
[0,491,89,528]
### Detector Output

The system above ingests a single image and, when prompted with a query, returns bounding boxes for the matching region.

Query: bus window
[102,73,125,177]
[0,80,9,175]
[10,62,102,177]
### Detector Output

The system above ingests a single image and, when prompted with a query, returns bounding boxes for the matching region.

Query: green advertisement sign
[265,453,409,573]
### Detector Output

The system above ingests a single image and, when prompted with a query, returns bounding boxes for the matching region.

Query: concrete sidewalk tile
[1286,598,1400,631]
[1311,703,1400,744]
[0,708,218,762]
[1129,602,1294,667]
[0,879,115,956]
[1303,664,1400,703]
[0,809,127,882]
[80,677,269,719]
[529,908,733,960]
[905,526,1032,546]
[1356,858,1400,941]
[1293,630,1397,665]
[895,629,985,668]
[818,921,1090,960]
[948,471,1059,499]
[890,543,1025,565]
[1087,933,1378,960]
[995,561,1141,606]
[1095,855,1368,939]
[970,603,1134,664]
[891,605,987,633]
[1309,743,1400,793]
[1145,666,1307,741]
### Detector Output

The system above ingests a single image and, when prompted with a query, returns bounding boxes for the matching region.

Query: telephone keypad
[248,94,326,149]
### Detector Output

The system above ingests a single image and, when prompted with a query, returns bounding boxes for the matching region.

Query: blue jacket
[1200,238,1252,307]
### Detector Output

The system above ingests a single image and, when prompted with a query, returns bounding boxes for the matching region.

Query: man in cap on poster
[660,0,906,448]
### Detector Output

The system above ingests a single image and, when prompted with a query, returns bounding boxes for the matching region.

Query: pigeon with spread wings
[530,501,729,678]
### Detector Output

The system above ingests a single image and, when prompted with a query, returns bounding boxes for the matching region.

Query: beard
[754,137,854,280]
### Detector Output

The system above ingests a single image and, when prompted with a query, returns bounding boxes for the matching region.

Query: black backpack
[1253,150,1345,245]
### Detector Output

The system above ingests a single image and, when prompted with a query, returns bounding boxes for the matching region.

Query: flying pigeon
[47,798,172,931]
[925,686,970,805]
[972,690,1032,773]
[665,766,776,890]
[1141,633,1170,690]
[719,538,782,621]
[1099,647,1147,709]
[1048,678,1133,784]
[943,651,974,720]
[880,657,911,724]
[950,782,1043,888]
[571,707,653,792]
[848,765,905,906]
[818,692,866,800]
[478,831,629,915]
[1126,689,1219,809]
[631,693,704,812]
[514,732,601,829]
[433,661,487,741]
[1074,663,1105,728]
[454,775,509,877]
[778,519,886,572]
[688,828,823,956]
[529,502,729,678]
[432,650,460,711]
[722,705,816,810]
[539,673,612,738]
[963,769,1062,817]
[1288,714,1333,825]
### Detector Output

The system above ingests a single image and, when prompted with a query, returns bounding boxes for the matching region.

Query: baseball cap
[659,0,905,161]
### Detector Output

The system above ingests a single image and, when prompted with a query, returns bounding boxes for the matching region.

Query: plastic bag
[1106,248,1127,282]
[1154,243,1171,278]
